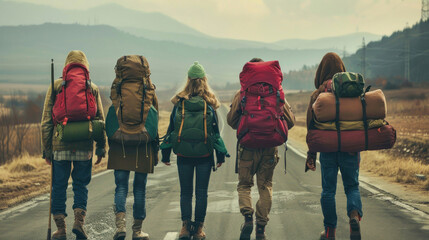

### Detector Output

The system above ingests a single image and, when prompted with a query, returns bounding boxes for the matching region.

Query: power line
[361,37,366,77]
[422,0,429,21]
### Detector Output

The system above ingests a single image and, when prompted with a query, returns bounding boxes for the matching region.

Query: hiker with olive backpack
[160,61,229,240]
[105,55,159,240]
[41,50,106,240]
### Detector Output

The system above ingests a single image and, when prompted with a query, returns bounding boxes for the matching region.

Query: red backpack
[236,61,288,148]
[52,63,97,125]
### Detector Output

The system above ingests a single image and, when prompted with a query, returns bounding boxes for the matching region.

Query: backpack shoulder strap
[178,100,185,143]
[203,100,207,144]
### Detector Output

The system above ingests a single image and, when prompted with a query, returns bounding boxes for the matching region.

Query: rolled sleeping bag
[58,120,105,142]
[306,124,396,152]
[313,119,387,131]
[313,89,387,122]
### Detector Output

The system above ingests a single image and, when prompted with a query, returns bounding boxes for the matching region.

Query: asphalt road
[1,106,429,240]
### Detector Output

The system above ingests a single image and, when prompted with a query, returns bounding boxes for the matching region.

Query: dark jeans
[51,160,92,216]
[114,170,148,220]
[319,152,363,229]
[177,158,212,222]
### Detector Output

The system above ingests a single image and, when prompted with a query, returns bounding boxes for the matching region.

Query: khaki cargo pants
[237,146,279,226]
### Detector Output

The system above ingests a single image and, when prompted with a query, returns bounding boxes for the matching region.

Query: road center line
[163,232,178,240]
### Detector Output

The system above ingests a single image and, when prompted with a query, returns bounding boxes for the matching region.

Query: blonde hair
[171,76,220,109]
[65,50,89,69]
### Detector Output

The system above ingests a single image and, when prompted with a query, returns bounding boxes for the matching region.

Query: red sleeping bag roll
[306,125,396,152]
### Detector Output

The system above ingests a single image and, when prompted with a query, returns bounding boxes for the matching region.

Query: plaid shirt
[54,150,92,161]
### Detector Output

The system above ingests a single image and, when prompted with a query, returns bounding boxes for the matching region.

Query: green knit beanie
[188,61,206,79]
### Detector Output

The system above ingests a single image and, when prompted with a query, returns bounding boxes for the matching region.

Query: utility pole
[405,25,411,82]
[422,0,429,21]
[361,37,366,78]
[343,46,347,58]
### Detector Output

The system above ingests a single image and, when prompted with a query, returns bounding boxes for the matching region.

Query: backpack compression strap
[178,100,185,143]
[335,94,341,152]
[203,100,208,144]
[360,86,371,150]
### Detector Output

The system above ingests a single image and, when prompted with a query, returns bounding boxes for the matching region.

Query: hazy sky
[14,0,422,42]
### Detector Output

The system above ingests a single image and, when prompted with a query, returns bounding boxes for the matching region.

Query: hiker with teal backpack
[105,55,159,240]
[160,61,229,240]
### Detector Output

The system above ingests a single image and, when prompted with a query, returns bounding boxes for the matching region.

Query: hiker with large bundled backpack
[227,58,295,240]
[160,61,229,240]
[41,50,106,240]
[105,55,159,240]
[306,52,363,240]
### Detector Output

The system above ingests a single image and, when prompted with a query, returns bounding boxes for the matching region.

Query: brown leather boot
[113,212,126,240]
[192,222,206,240]
[72,208,88,239]
[178,220,191,240]
[132,219,149,240]
[255,224,266,240]
[320,227,336,240]
[52,214,66,240]
[349,210,361,240]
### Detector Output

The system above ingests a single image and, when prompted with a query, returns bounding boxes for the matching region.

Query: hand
[163,162,171,166]
[45,158,51,165]
[305,154,316,172]
[95,155,103,165]
[216,163,223,168]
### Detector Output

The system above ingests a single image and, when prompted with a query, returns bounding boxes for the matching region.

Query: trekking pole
[47,59,54,240]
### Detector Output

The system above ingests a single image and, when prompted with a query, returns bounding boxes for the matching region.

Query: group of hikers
[41,50,366,240]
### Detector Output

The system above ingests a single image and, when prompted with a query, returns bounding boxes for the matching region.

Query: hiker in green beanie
[187,61,206,79]
[161,61,229,240]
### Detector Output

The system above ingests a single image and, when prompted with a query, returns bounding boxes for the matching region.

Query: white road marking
[163,232,178,240]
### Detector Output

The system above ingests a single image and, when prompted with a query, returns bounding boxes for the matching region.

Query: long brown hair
[171,76,221,109]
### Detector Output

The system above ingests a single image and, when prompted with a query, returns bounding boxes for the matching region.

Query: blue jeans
[114,170,148,220]
[320,152,363,229]
[177,158,212,222]
[51,160,92,216]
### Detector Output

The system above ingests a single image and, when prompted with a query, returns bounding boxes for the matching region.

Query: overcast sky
[14,0,422,42]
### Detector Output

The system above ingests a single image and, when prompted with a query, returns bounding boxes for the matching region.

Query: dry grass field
[0,113,170,210]
[286,87,429,192]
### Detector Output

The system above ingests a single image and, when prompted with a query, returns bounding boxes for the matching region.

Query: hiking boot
[72,208,88,239]
[52,214,66,240]
[192,222,206,240]
[132,219,149,240]
[349,210,361,240]
[240,214,253,240]
[113,212,126,240]
[179,220,192,240]
[320,227,336,240]
[255,224,266,240]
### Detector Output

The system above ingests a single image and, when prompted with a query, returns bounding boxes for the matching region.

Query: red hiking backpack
[52,63,97,124]
[236,61,288,148]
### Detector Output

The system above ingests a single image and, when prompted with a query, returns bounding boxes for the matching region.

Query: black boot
[255,223,266,240]
[240,214,253,240]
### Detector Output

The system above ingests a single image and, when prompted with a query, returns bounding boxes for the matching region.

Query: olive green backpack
[105,55,158,147]
[332,72,365,98]
[170,96,215,157]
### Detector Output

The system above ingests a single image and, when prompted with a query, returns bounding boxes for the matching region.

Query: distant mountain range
[0,23,335,89]
[0,0,380,52]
